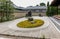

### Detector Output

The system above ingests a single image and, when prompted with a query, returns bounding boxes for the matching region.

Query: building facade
[13,4,47,13]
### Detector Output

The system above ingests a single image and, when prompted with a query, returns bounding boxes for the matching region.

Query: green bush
[49,6,57,16]
[58,10,60,14]
[46,6,58,16]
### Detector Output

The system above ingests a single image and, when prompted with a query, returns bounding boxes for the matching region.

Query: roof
[24,6,47,9]
[13,4,47,10]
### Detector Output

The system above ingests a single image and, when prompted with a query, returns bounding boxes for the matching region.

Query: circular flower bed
[17,19,44,28]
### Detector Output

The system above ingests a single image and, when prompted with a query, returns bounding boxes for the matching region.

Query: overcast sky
[11,0,53,7]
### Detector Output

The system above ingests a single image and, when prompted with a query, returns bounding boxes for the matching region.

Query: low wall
[13,12,46,18]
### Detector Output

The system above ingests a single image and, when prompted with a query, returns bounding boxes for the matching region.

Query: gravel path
[52,17,60,23]
[0,16,60,39]
[49,17,60,32]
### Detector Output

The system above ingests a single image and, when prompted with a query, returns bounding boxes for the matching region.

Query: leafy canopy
[40,3,46,6]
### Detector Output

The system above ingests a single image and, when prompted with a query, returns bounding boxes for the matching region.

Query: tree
[46,2,50,16]
[36,5,39,6]
[50,0,59,15]
[49,6,57,16]
[40,3,46,6]
[51,0,60,6]
[46,1,58,16]
[0,0,14,22]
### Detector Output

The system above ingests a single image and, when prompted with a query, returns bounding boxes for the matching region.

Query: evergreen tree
[0,0,14,22]
[46,2,50,16]
[40,3,46,6]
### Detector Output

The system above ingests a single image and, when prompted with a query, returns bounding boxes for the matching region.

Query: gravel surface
[53,17,60,23]
[49,17,60,31]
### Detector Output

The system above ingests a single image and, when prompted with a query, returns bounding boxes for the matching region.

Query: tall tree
[51,0,60,6]
[50,0,60,15]
[40,3,46,6]
[46,2,50,16]
[0,0,14,22]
